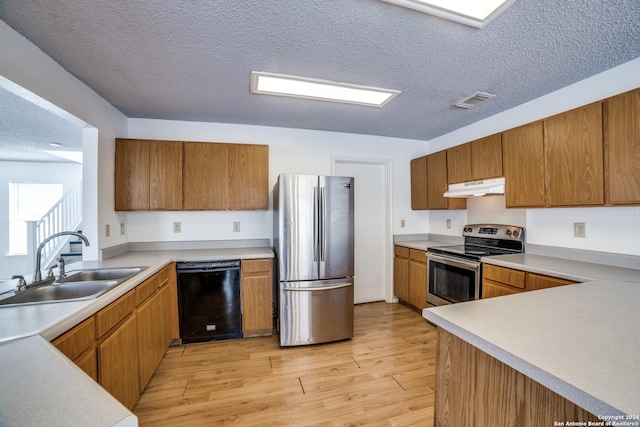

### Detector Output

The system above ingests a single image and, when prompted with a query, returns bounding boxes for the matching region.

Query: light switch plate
[105,224,110,237]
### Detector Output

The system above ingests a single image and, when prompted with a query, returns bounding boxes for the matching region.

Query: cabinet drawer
[409,249,426,263]
[135,274,160,306]
[135,265,171,305]
[482,280,523,299]
[52,316,95,360]
[96,290,135,338]
[395,245,410,258]
[483,264,525,289]
[527,273,576,291]
[241,259,272,274]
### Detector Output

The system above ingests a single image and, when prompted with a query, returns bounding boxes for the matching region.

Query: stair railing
[26,181,83,273]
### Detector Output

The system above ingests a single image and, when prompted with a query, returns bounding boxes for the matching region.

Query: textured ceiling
[0,0,639,161]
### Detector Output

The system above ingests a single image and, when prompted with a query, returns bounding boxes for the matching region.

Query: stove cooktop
[427,244,516,261]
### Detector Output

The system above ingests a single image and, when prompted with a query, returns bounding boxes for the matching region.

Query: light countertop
[423,279,640,417]
[482,253,640,283]
[0,246,273,427]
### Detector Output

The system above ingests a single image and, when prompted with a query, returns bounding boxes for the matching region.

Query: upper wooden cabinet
[471,134,502,180]
[502,122,546,208]
[410,156,429,210]
[446,143,471,184]
[228,144,269,210]
[544,102,604,206]
[446,134,502,184]
[115,139,269,211]
[115,139,183,211]
[606,89,640,205]
[410,152,466,210]
[183,142,228,210]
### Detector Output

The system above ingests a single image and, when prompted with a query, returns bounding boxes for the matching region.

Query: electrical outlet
[173,222,181,233]
[446,219,452,229]
[105,224,110,237]
[400,219,405,228]
[233,221,240,232]
[574,222,586,238]
[120,223,125,235]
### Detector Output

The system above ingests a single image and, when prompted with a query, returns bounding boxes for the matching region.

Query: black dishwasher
[176,260,242,343]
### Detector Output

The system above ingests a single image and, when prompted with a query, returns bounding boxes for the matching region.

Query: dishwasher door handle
[283,282,352,292]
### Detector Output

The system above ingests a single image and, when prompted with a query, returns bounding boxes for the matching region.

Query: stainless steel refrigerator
[274,174,354,346]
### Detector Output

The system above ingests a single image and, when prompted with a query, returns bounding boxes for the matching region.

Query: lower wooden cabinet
[52,316,97,381]
[393,245,427,310]
[136,277,172,391]
[241,258,273,337]
[482,264,576,298]
[393,246,410,302]
[51,264,174,410]
[98,315,139,410]
[435,328,597,426]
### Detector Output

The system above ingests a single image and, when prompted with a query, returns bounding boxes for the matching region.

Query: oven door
[427,253,480,306]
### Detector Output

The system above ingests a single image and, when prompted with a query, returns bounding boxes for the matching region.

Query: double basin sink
[0,267,148,307]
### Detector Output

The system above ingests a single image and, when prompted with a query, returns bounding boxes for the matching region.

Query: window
[8,183,63,255]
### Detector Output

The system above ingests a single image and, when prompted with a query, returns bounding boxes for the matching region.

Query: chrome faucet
[33,231,90,283]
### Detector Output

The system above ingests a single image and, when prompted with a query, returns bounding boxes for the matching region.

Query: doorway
[334,159,390,304]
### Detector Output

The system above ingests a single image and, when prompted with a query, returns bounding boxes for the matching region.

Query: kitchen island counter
[483,252,640,283]
[423,279,640,418]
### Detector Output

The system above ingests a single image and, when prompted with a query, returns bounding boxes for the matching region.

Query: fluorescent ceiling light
[251,72,400,107]
[379,0,517,28]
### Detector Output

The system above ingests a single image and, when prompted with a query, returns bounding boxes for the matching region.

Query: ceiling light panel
[379,0,517,28]
[251,72,400,107]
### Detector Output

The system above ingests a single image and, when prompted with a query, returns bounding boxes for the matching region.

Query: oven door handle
[427,252,480,271]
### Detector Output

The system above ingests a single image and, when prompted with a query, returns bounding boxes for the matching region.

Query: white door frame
[332,156,394,303]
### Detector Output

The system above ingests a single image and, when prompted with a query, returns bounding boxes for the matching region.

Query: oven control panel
[462,224,524,241]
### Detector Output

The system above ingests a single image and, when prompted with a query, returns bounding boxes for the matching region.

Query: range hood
[443,177,505,198]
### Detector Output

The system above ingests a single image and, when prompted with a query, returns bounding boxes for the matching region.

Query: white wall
[424,58,640,256]
[0,161,82,279]
[126,120,429,242]
[0,20,129,256]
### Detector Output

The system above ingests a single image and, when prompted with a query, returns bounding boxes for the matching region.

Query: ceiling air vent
[454,91,496,109]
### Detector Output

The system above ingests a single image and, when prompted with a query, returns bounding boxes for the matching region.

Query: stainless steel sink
[0,281,119,306]
[0,266,148,307]
[56,267,146,283]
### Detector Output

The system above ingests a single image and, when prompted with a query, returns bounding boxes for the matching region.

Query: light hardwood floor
[134,302,437,426]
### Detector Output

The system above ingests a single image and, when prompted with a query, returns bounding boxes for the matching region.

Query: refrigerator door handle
[283,282,352,292]
[319,186,326,262]
[313,186,319,262]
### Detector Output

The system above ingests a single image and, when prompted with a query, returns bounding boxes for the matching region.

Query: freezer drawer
[279,279,354,346]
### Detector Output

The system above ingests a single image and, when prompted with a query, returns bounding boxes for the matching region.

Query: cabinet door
[183,142,229,210]
[545,103,604,206]
[228,144,269,210]
[607,89,640,205]
[149,141,183,210]
[137,286,167,391]
[426,152,448,209]
[241,259,273,337]
[410,156,429,210]
[471,134,503,180]
[482,280,522,298]
[115,139,150,210]
[526,273,575,291]
[393,246,410,302]
[98,315,139,410]
[408,250,427,309]
[241,274,273,337]
[446,143,472,184]
[502,122,546,207]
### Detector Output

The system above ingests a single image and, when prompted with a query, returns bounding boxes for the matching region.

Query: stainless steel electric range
[427,224,525,306]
